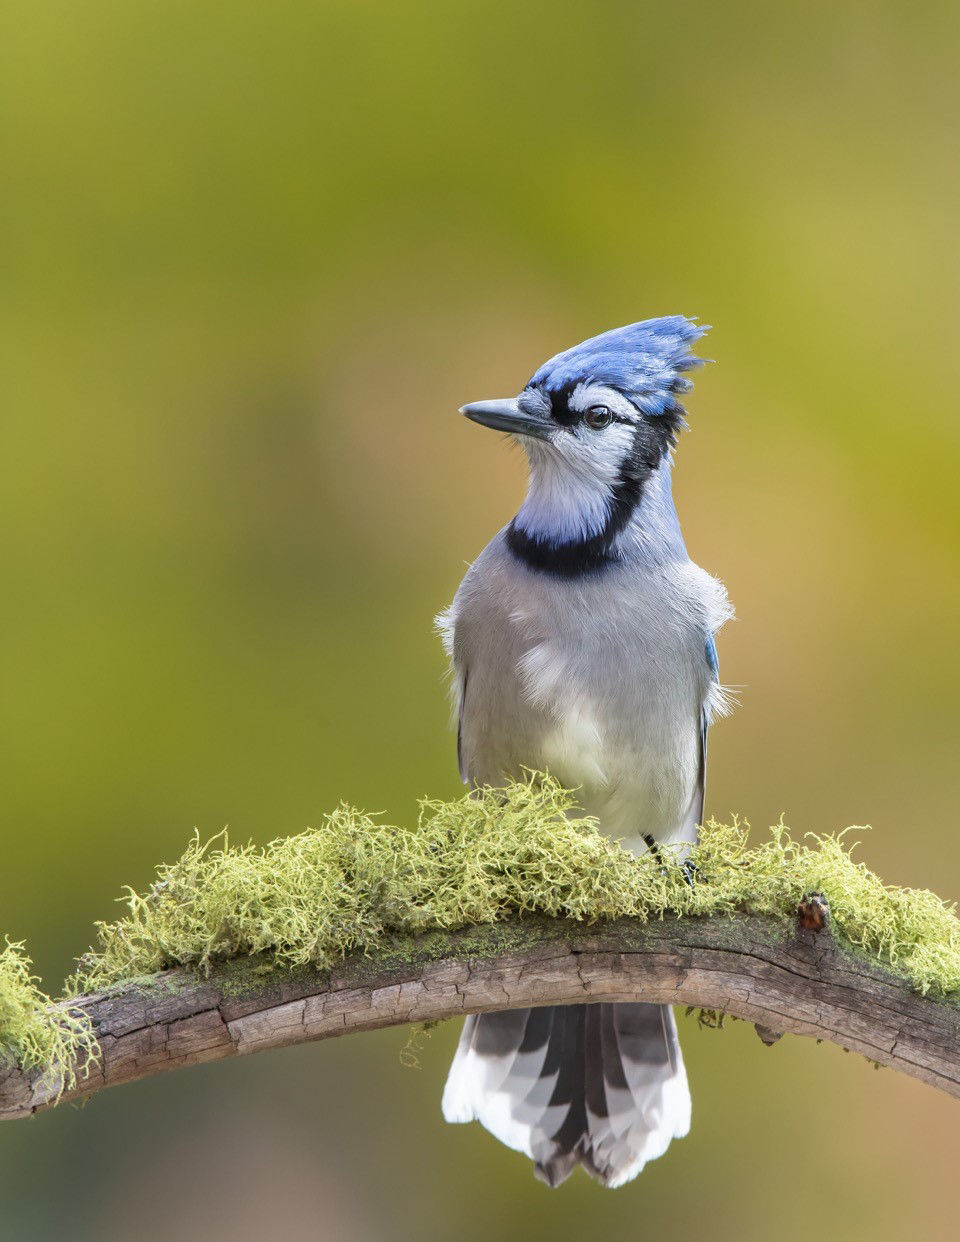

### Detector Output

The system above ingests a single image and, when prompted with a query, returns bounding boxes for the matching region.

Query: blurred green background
[2,0,959,1237]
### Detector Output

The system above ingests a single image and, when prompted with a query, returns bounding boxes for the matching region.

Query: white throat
[514,443,619,544]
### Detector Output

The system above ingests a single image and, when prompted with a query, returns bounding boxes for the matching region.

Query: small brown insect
[798,892,830,932]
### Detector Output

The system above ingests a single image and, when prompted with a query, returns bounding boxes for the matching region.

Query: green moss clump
[66,776,960,1001]
[0,939,98,1093]
[682,819,960,995]
[70,776,646,990]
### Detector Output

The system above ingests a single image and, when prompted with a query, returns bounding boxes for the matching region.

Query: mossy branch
[5,911,960,1120]
[3,777,960,1118]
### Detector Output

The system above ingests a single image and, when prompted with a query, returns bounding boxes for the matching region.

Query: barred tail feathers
[441,1002,690,1188]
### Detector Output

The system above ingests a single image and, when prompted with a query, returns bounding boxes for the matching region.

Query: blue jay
[437,316,733,1187]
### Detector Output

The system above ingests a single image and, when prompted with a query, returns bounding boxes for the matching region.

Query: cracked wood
[3,912,960,1120]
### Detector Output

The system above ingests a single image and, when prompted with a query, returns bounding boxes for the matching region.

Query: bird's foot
[643,835,698,887]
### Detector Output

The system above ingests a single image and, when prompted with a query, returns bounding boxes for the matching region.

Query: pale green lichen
[68,776,960,1000]
[5,775,960,1082]
[0,939,99,1093]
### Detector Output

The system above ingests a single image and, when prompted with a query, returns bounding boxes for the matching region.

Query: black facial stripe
[540,383,634,431]
[545,382,578,427]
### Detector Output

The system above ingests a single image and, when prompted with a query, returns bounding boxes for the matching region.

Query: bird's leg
[643,833,698,888]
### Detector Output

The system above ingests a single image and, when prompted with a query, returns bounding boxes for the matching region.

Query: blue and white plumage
[438,316,733,1187]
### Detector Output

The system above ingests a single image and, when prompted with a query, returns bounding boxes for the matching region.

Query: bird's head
[460,316,708,565]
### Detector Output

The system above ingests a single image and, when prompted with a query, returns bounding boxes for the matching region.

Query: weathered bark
[3,911,960,1120]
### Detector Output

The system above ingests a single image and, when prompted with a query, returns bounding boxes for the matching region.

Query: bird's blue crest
[528,316,709,417]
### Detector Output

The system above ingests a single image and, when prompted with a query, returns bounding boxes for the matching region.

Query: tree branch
[4,910,960,1120]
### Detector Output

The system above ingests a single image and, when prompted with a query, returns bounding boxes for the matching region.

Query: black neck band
[506,470,644,578]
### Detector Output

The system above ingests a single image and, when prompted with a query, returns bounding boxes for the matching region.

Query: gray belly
[447,540,715,846]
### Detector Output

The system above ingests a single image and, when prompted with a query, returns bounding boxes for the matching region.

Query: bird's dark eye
[584,405,612,430]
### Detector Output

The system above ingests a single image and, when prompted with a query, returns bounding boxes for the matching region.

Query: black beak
[459,398,553,442]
